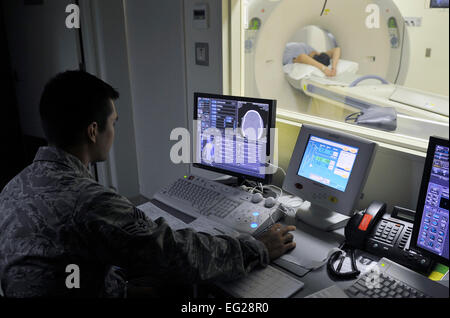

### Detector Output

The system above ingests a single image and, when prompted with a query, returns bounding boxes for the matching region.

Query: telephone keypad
[367,216,433,274]
[374,220,404,245]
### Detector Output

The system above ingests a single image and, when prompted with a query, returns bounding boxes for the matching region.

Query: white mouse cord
[285,197,304,207]
[264,184,283,199]
[266,162,286,177]
[251,186,263,195]
[241,184,263,195]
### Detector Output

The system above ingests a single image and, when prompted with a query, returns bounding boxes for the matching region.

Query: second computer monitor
[410,136,449,266]
[283,125,378,231]
[193,93,277,184]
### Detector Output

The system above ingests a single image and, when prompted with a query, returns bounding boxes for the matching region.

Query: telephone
[327,201,434,280]
[345,200,386,250]
[363,206,434,274]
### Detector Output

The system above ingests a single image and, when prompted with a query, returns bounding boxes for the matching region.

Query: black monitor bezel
[410,136,449,266]
[193,92,277,184]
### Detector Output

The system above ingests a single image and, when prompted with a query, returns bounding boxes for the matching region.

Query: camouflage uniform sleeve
[74,184,269,284]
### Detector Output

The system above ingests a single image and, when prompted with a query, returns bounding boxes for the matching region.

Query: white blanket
[284,59,359,89]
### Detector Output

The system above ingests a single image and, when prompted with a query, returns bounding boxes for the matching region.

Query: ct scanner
[243,0,449,139]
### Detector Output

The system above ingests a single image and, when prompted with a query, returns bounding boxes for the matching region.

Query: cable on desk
[326,243,361,280]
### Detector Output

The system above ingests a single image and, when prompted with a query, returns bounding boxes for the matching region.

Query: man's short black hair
[313,53,331,67]
[40,70,119,147]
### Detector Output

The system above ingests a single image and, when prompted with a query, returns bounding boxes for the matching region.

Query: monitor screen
[415,140,449,262]
[430,0,449,8]
[283,125,377,220]
[193,93,276,182]
[297,135,359,192]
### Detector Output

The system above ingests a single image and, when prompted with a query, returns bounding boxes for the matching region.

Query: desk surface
[265,215,380,298]
[142,199,447,298]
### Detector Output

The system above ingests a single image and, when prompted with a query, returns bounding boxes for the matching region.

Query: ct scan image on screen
[297,135,359,192]
[196,96,270,180]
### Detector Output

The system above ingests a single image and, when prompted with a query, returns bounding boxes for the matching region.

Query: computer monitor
[410,136,449,266]
[429,0,449,8]
[283,125,378,231]
[193,93,277,184]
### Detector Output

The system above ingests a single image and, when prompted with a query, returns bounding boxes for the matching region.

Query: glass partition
[225,0,449,153]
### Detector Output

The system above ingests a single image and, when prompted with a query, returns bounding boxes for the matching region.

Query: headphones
[326,245,361,280]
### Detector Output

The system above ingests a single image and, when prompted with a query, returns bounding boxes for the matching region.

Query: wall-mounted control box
[193,4,209,29]
[195,42,209,66]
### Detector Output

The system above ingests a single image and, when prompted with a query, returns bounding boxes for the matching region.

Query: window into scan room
[223,0,449,154]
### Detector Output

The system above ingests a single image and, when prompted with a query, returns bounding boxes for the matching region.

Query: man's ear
[87,122,98,144]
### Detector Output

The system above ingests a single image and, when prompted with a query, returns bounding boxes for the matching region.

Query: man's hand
[256,224,296,261]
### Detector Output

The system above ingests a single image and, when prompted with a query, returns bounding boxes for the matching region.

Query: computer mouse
[264,197,277,208]
[251,193,264,204]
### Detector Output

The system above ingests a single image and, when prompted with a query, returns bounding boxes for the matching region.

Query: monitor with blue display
[297,136,359,192]
[193,93,277,183]
[283,125,377,231]
[411,136,449,266]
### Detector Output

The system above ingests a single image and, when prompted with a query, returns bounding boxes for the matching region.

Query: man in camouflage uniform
[0,71,296,298]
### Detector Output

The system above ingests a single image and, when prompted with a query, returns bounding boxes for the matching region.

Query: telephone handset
[345,201,387,249]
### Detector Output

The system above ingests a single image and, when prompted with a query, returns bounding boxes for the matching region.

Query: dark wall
[0,3,44,190]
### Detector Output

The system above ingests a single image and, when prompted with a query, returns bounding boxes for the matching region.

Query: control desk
[139,197,448,299]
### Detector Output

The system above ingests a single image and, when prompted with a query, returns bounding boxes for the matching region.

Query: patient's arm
[326,47,341,72]
[293,54,334,77]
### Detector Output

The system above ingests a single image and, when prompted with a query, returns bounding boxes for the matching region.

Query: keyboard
[154,175,282,235]
[345,267,431,298]
[219,265,304,298]
[309,258,448,299]
[164,178,240,218]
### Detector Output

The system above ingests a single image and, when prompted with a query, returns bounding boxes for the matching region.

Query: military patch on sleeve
[120,207,153,236]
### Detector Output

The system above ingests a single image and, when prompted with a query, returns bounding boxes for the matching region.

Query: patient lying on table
[282,42,341,77]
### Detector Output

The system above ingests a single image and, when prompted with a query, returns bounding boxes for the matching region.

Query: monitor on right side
[411,136,449,266]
